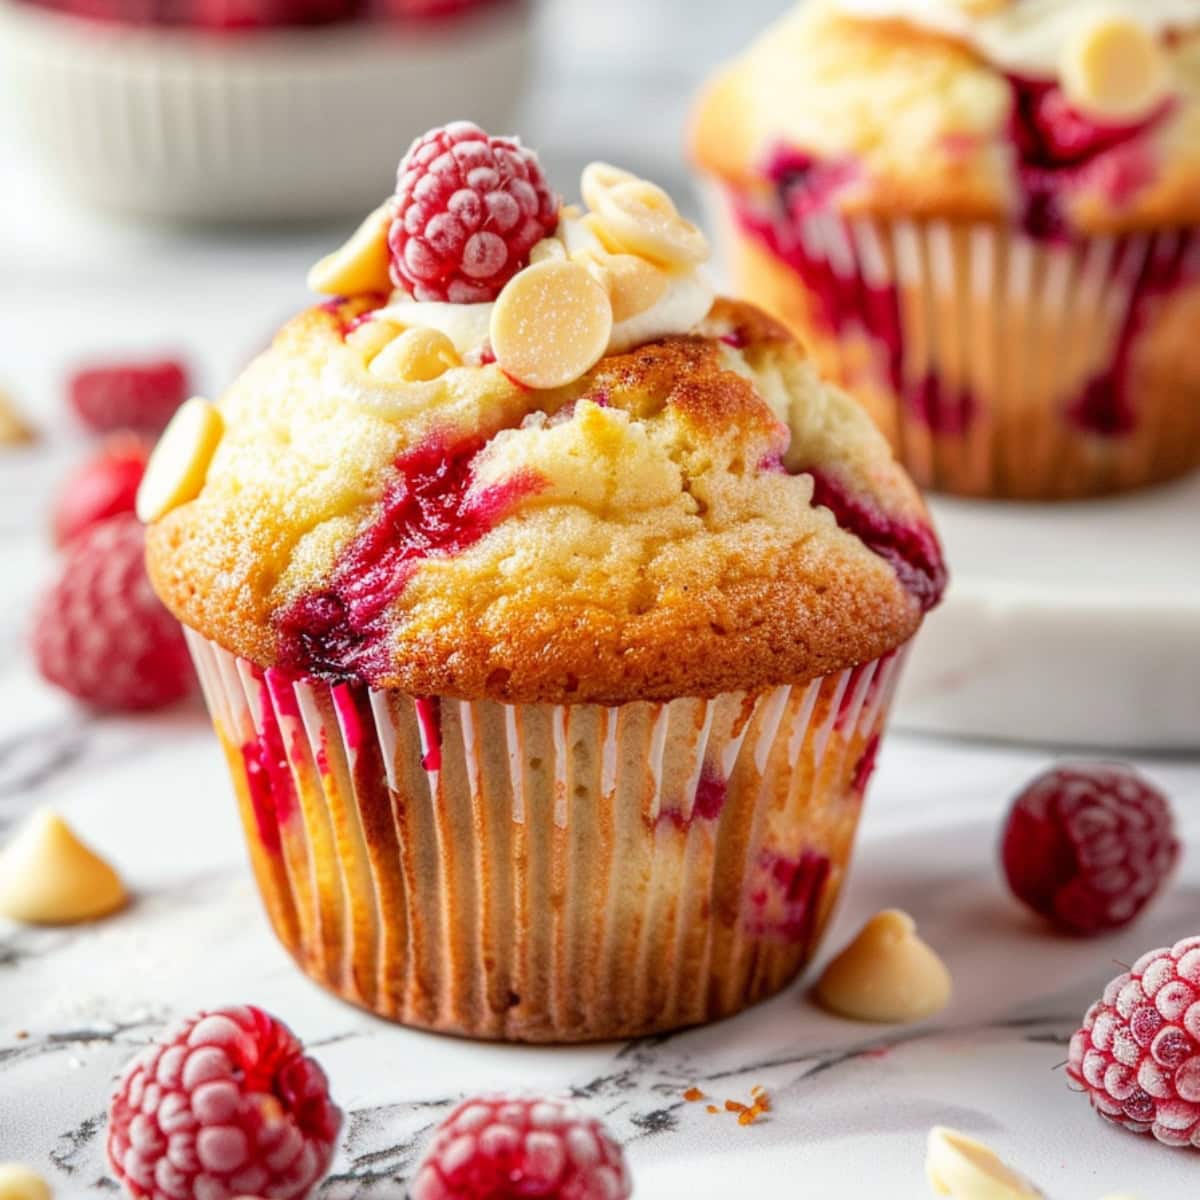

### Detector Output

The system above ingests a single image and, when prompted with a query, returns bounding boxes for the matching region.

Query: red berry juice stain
[805,469,946,611]
[851,732,881,795]
[241,672,300,857]
[746,848,831,944]
[276,432,542,685]
[415,696,443,772]
[658,764,728,828]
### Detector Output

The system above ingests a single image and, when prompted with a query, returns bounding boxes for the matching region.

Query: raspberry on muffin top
[142,123,945,704]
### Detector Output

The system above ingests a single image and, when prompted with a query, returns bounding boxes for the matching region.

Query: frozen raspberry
[31,513,193,712]
[1067,936,1200,1149]
[52,434,150,546]
[1000,764,1179,936]
[69,359,189,434]
[410,1094,631,1200]
[107,1006,342,1200]
[388,122,559,303]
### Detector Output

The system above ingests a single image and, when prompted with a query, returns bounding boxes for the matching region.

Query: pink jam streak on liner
[658,764,728,828]
[240,669,301,857]
[414,697,443,772]
[275,432,544,685]
[746,848,832,945]
[331,682,363,751]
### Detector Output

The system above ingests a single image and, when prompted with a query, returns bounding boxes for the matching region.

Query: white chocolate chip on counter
[0,388,36,446]
[588,176,709,270]
[0,1165,52,1200]
[369,327,460,382]
[815,908,951,1023]
[926,1128,1043,1199]
[490,259,613,390]
[136,396,224,524]
[306,201,394,297]
[0,809,127,925]
[1060,12,1168,123]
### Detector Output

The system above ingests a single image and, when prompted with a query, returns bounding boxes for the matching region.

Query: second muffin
[692,0,1200,499]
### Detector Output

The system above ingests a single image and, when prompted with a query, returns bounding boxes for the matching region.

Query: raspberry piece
[52,434,150,546]
[31,513,193,712]
[107,1006,342,1200]
[410,1094,632,1200]
[388,122,560,303]
[69,359,189,434]
[1000,764,1179,936]
[1067,936,1200,1149]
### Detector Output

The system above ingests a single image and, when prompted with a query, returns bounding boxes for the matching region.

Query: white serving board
[894,474,1200,750]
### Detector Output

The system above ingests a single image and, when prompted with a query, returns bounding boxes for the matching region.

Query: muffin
[140,122,946,1042]
[0,0,530,220]
[692,0,1200,499]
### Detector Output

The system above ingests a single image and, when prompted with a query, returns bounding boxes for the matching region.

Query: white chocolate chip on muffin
[490,259,614,389]
[588,176,710,269]
[0,809,127,925]
[369,327,461,382]
[1060,11,1169,123]
[307,202,394,297]
[926,1127,1043,1199]
[816,909,951,1022]
[136,397,224,524]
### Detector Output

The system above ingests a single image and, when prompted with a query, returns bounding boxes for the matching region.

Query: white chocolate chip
[926,1128,1043,1199]
[490,259,614,390]
[306,202,394,297]
[529,237,568,264]
[581,161,640,213]
[815,909,951,1023]
[136,397,224,524]
[0,1165,52,1200]
[0,809,127,925]
[1060,12,1168,123]
[584,252,670,323]
[346,318,406,362]
[591,178,710,269]
[369,327,460,382]
[0,389,36,446]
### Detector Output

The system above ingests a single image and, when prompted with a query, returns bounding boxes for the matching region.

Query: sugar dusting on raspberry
[410,1094,631,1200]
[107,1005,342,1200]
[387,122,560,304]
[1000,763,1179,936]
[32,513,193,712]
[1067,936,1200,1149]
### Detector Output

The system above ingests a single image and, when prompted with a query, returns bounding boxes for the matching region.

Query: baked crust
[690,4,1200,233]
[147,298,939,703]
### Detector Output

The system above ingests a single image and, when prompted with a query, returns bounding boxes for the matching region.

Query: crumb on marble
[683,1087,706,1102]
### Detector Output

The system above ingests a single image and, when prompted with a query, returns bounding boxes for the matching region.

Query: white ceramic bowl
[0,0,533,221]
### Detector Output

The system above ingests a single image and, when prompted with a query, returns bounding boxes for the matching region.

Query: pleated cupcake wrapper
[186,627,908,1042]
[721,190,1200,498]
[0,1,531,221]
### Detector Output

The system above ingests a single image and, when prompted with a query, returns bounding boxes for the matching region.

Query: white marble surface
[1,3,1199,1194]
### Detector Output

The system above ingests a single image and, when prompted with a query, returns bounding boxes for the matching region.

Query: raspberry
[52,434,150,546]
[1000,764,1179,936]
[69,359,189,434]
[410,1095,631,1200]
[107,1006,342,1200]
[1067,936,1200,1149]
[388,122,559,303]
[31,513,193,712]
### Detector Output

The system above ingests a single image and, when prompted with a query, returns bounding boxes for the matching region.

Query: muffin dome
[147,298,940,703]
[692,0,1200,235]
[145,151,944,704]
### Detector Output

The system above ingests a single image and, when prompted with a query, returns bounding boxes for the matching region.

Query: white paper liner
[187,627,907,1042]
[721,190,1200,498]
[0,0,532,220]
